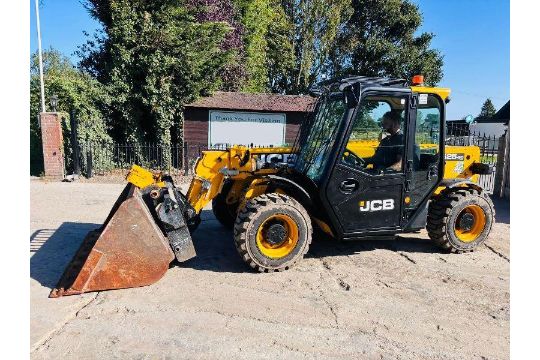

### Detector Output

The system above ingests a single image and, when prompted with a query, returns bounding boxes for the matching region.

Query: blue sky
[30,1,99,59]
[30,0,509,119]
[413,0,509,119]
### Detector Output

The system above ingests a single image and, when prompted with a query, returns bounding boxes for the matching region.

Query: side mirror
[343,85,360,108]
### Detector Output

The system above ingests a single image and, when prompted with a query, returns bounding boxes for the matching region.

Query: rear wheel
[212,180,238,229]
[234,193,312,272]
[427,187,495,252]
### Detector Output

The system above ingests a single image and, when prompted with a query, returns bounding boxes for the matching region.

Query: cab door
[402,93,444,218]
[322,90,412,237]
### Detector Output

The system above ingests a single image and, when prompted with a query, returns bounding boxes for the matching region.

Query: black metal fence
[80,142,182,176]
[65,118,504,195]
[68,141,229,177]
[446,123,500,157]
[445,122,503,194]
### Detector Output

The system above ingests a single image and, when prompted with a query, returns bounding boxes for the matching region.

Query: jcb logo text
[359,199,395,212]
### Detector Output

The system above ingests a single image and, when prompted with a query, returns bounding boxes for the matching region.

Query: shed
[183,92,316,148]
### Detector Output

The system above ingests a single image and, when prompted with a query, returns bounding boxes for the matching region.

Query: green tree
[265,1,295,93]
[235,0,272,92]
[476,98,497,120]
[328,0,443,86]
[258,0,443,94]
[187,0,246,91]
[30,48,111,175]
[234,0,294,93]
[79,0,239,148]
[279,0,353,94]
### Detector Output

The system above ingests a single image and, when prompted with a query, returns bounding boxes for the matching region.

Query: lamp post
[34,0,46,113]
[50,94,58,112]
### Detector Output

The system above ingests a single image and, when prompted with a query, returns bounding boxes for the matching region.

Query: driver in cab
[364,111,404,172]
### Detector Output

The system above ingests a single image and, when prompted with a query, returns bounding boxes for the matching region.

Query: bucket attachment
[50,184,175,297]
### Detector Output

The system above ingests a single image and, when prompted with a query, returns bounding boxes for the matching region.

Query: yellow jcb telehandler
[50,76,495,297]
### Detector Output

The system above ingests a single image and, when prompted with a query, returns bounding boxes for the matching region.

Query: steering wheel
[343,148,366,168]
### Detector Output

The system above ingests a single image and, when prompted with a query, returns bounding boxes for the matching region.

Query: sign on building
[208,111,286,147]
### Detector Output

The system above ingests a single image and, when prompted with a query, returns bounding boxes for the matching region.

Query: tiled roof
[185,91,317,112]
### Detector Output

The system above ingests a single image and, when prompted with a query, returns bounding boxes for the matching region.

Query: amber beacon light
[411,75,424,86]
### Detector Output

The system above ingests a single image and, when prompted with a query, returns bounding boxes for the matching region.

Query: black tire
[234,193,312,272]
[212,180,238,229]
[427,187,495,252]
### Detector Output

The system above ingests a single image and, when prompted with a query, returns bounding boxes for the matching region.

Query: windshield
[295,94,347,182]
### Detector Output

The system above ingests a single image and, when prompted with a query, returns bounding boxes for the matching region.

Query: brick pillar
[40,112,65,179]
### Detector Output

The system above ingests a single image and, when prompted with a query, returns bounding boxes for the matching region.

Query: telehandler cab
[50,76,495,297]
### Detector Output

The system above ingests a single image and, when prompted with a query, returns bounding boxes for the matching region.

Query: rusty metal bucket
[50,184,175,298]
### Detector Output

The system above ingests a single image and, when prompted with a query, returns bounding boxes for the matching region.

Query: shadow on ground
[179,210,246,273]
[491,196,510,224]
[30,222,100,289]
[182,210,445,273]
[30,210,446,285]
[308,234,443,260]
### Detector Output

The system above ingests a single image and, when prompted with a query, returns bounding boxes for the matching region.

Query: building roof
[476,100,510,124]
[185,91,317,112]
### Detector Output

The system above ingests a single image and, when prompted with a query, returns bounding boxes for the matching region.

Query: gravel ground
[30,180,509,360]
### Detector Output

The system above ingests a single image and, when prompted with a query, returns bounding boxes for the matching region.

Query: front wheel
[427,188,495,252]
[234,193,312,272]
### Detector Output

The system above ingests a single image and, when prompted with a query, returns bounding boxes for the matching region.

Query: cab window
[341,95,408,174]
[407,93,443,208]
[414,95,442,170]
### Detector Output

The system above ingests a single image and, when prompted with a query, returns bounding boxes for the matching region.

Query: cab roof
[311,75,451,101]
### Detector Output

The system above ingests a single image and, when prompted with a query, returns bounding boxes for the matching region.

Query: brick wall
[40,113,65,179]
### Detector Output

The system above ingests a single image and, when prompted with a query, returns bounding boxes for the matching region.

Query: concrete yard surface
[30,181,509,359]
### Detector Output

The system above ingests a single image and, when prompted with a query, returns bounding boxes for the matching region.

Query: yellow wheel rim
[454,205,486,242]
[256,214,299,259]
